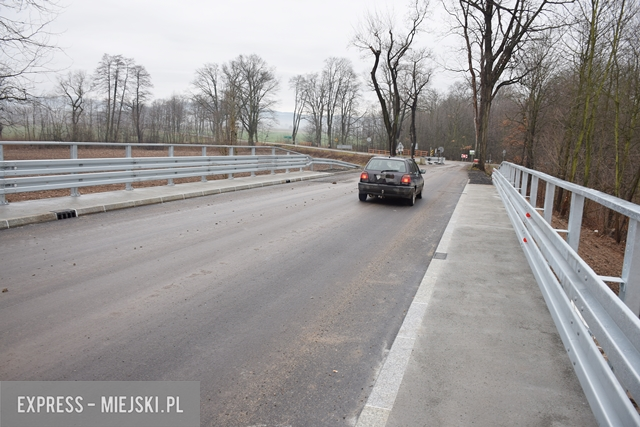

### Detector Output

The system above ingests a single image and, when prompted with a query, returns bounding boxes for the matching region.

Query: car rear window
[366,159,407,172]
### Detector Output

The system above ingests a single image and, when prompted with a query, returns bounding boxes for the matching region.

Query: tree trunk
[476,83,493,171]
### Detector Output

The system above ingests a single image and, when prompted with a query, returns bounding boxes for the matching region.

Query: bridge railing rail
[0,141,359,204]
[493,162,640,427]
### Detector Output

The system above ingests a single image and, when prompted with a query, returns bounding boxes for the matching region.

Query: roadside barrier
[0,142,359,204]
[493,162,640,427]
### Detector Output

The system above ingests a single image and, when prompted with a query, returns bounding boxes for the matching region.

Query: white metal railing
[0,142,359,204]
[493,162,640,427]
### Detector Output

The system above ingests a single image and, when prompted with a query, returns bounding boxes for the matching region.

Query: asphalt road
[0,163,468,427]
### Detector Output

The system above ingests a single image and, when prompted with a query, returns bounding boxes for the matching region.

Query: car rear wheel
[359,193,368,202]
[407,189,416,206]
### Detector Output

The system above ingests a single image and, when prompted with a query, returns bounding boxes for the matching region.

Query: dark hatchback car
[358,157,425,206]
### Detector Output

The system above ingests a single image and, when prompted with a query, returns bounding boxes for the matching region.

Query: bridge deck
[0,171,599,425]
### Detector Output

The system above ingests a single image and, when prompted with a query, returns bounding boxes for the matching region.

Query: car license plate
[376,174,394,181]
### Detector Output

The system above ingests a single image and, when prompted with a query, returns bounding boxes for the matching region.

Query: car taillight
[360,172,369,181]
[401,174,411,184]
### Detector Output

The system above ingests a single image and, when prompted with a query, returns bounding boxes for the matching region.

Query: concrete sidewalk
[0,171,328,229]
[356,182,597,427]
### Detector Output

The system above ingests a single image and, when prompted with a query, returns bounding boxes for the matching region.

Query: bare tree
[301,73,326,147]
[567,0,631,186]
[506,31,559,169]
[0,0,60,137]
[0,0,59,102]
[146,99,163,143]
[446,0,567,171]
[290,60,361,148]
[93,54,132,142]
[92,55,152,143]
[129,64,152,143]
[414,83,476,160]
[23,94,66,140]
[289,75,306,144]
[612,14,640,204]
[57,70,88,141]
[145,95,188,144]
[404,48,433,157]
[222,67,241,144]
[336,70,362,147]
[164,95,187,144]
[224,54,279,145]
[192,63,227,143]
[323,58,356,148]
[353,0,429,156]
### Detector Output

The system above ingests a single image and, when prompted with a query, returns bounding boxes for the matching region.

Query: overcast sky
[45,0,461,112]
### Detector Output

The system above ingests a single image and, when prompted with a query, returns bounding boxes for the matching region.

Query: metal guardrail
[308,158,364,169]
[0,142,359,204]
[493,162,640,427]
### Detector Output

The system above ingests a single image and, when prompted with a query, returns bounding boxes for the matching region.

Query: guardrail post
[514,168,522,191]
[70,144,80,197]
[506,164,515,185]
[286,152,290,174]
[520,171,529,198]
[251,147,256,177]
[567,193,585,251]
[621,219,640,316]
[168,145,175,186]
[228,146,234,180]
[125,145,133,191]
[530,176,539,207]
[201,147,207,182]
[271,148,276,175]
[0,144,6,205]
[544,182,555,225]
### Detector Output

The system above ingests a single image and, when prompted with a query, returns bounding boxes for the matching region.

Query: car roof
[365,157,415,171]
[369,156,409,161]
